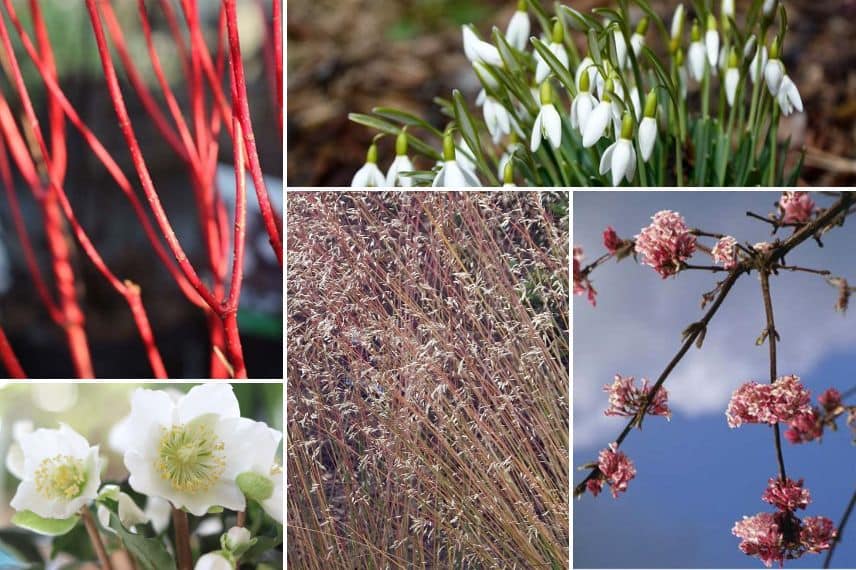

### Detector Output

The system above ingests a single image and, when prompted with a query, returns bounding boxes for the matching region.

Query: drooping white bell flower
[612,29,628,69]
[638,90,658,162]
[687,21,706,82]
[462,26,502,67]
[10,423,102,520]
[570,71,597,132]
[351,143,387,187]
[497,136,521,180]
[455,137,478,177]
[482,94,512,144]
[722,0,735,20]
[582,84,616,148]
[386,131,415,187]
[530,83,562,152]
[433,134,480,187]
[748,43,767,84]
[763,40,785,96]
[630,18,648,57]
[505,1,531,52]
[575,57,598,94]
[5,420,33,480]
[763,0,777,17]
[535,21,569,84]
[724,50,740,107]
[705,15,719,68]
[776,75,803,115]
[670,4,685,45]
[234,424,283,524]
[599,113,637,186]
[501,160,517,187]
[122,384,277,516]
[629,87,642,120]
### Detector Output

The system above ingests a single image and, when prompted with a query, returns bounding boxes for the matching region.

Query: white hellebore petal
[10,424,101,520]
[725,67,740,106]
[530,103,562,152]
[97,490,149,533]
[777,75,803,116]
[764,59,784,96]
[483,96,512,144]
[235,424,283,524]
[638,117,657,162]
[432,161,480,187]
[570,92,596,132]
[535,41,568,84]
[688,41,705,81]
[749,46,768,84]
[599,138,636,186]
[351,162,386,187]
[705,29,719,68]
[122,384,273,516]
[505,10,530,52]
[386,155,414,187]
[195,552,234,570]
[582,100,612,148]
[5,420,33,480]
[462,26,502,67]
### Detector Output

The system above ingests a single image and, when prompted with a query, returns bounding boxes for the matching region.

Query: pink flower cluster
[734,477,835,567]
[634,210,697,278]
[818,388,841,411]
[779,192,815,224]
[762,478,810,512]
[711,236,739,270]
[603,226,622,254]
[586,443,636,499]
[573,247,597,306]
[784,387,845,444]
[604,374,671,420]
[733,512,835,567]
[726,375,812,428]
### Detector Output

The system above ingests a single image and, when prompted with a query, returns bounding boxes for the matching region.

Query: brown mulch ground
[287,0,856,186]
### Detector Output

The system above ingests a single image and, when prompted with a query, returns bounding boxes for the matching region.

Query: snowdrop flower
[5,420,33,480]
[530,82,562,152]
[764,40,785,95]
[575,57,598,94]
[748,44,767,84]
[351,143,387,187]
[763,0,778,17]
[535,20,569,84]
[10,424,101,520]
[455,137,478,176]
[777,75,803,115]
[386,131,414,187]
[571,71,597,133]
[497,135,521,179]
[630,18,648,57]
[599,113,636,186]
[195,552,233,570]
[669,4,686,52]
[638,90,658,162]
[462,26,502,67]
[612,29,628,69]
[705,15,719,68]
[583,82,616,148]
[480,92,512,144]
[501,160,516,187]
[505,0,530,52]
[687,22,705,81]
[629,86,642,120]
[724,50,740,107]
[722,0,735,20]
[433,134,480,187]
[122,384,276,516]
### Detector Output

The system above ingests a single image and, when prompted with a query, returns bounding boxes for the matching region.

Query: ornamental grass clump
[287,192,569,568]
[350,0,804,186]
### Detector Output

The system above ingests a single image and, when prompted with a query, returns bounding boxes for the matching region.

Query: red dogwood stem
[0,325,25,378]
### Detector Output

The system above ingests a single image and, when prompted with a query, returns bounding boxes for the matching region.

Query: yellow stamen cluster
[155,423,226,493]
[34,455,87,501]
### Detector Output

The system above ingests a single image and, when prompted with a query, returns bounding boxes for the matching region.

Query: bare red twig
[0,324,25,378]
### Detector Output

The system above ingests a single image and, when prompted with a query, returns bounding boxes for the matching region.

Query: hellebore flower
[433,134,480,187]
[505,1,530,52]
[195,552,234,570]
[535,20,569,84]
[386,131,414,187]
[5,420,33,480]
[530,82,562,152]
[10,424,102,520]
[351,143,387,187]
[599,113,636,186]
[122,384,278,516]
[235,425,283,524]
[462,26,502,67]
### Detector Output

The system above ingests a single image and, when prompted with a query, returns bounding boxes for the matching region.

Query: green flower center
[34,455,87,501]
[155,422,226,493]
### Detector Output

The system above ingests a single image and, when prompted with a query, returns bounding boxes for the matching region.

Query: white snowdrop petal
[583,102,611,148]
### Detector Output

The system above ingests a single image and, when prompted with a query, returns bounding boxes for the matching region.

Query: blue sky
[573,192,856,568]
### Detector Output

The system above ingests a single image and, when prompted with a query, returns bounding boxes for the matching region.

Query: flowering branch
[759,268,787,480]
[824,488,856,568]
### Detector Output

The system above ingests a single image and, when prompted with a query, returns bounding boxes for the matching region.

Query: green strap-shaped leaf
[348,113,441,161]
[372,107,444,139]
[530,38,576,96]
[452,89,498,184]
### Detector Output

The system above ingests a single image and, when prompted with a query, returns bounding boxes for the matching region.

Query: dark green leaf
[109,514,176,570]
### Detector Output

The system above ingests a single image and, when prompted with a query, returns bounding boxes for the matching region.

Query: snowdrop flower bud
[386,132,414,187]
[721,0,735,20]
[749,44,767,84]
[433,133,480,187]
[535,20,569,84]
[351,143,387,187]
[629,86,642,120]
[630,18,648,57]
[502,160,516,187]
[497,133,520,179]
[505,0,531,52]
[724,50,740,106]
[571,71,596,132]
[612,29,628,69]
[462,26,502,67]
[777,75,803,115]
[583,81,614,148]
[670,4,685,52]
[763,0,778,17]
[195,552,233,570]
[705,14,719,68]
[687,22,705,81]
[764,40,784,96]
[530,82,562,152]
[743,36,758,67]
[638,90,658,162]
[599,113,636,186]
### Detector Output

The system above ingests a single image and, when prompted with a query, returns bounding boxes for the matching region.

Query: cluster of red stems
[0,1,283,378]
[573,192,856,567]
